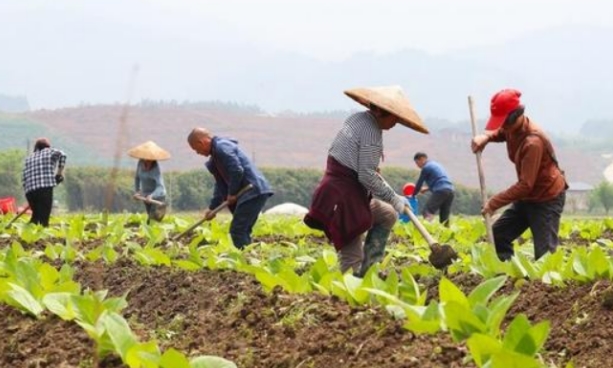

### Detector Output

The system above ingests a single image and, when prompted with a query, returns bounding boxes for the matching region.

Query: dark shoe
[357,226,391,277]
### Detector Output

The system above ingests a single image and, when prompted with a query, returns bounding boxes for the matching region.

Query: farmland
[2,213,613,367]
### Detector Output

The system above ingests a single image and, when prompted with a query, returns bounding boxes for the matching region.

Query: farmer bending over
[187,127,273,249]
[412,152,455,227]
[471,89,567,261]
[128,141,170,224]
[304,86,429,276]
[22,137,66,227]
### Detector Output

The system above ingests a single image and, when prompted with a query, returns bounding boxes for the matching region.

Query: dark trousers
[26,187,53,227]
[230,195,269,249]
[144,196,167,224]
[425,189,454,226]
[493,191,566,261]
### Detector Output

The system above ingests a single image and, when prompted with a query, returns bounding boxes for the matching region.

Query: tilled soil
[510,280,613,368]
[74,260,470,368]
[2,254,613,367]
[420,272,613,368]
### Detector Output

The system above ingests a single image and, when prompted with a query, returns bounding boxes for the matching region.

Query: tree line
[0,148,526,216]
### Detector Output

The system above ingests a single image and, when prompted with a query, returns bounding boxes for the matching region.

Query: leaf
[502,314,531,351]
[125,341,161,368]
[173,260,202,271]
[439,277,469,308]
[404,302,442,334]
[443,301,486,341]
[43,292,77,320]
[255,271,289,292]
[526,320,550,355]
[467,333,502,366]
[468,276,507,307]
[486,292,519,337]
[504,314,550,356]
[144,248,172,266]
[190,355,238,368]
[103,295,128,314]
[160,348,190,368]
[102,312,138,360]
[384,269,399,295]
[7,283,44,317]
[341,273,369,304]
[490,351,544,368]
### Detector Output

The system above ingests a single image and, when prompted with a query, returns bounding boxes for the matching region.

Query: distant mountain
[0,105,608,192]
[1,8,612,134]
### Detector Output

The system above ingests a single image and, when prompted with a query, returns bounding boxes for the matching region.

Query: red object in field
[402,183,416,196]
[0,197,17,214]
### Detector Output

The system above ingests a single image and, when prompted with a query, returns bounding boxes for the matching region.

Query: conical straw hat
[344,86,429,134]
[127,141,171,161]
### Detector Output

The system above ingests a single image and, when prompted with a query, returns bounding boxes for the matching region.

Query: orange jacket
[486,118,567,211]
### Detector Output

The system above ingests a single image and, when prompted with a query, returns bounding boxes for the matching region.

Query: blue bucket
[398,196,419,223]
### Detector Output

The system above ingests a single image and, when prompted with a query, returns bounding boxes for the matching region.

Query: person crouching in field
[412,152,455,227]
[304,86,429,276]
[128,141,170,224]
[22,137,66,227]
[187,128,273,249]
[471,89,568,261]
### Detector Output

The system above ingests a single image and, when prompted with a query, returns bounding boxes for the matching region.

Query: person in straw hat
[128,141,170,224]
[304,86,429,276]
[22,137,66,227]
[471,89,567,261]
[187,127,273,249]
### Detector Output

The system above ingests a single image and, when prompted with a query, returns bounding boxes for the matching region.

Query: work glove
[55,174,64,184]
[392,195,407,213]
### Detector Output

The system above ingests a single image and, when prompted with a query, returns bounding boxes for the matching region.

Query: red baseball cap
[485,89,522,130]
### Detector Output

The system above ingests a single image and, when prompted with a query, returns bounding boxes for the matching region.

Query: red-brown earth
[1,236,613,367]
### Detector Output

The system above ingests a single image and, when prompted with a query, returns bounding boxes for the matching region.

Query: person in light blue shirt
[128,141,170,224]
[412,152,455,226]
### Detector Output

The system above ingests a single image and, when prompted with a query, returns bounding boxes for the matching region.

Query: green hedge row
[0,149,483,214]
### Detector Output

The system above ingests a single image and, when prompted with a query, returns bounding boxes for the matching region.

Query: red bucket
[0,197,17,214]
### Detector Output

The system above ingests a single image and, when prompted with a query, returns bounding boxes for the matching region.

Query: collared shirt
[22,148,67,194]
[414,160,454,194]
[485,118,566,211]
[205,136,273,210]
[328,111,403,210]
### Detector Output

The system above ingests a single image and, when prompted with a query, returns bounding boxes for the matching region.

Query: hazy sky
[3,0,612,61]
[1,0,613,132]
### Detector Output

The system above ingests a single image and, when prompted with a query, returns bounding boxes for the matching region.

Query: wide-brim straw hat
[127,141,171,161]
[344,86,428,134]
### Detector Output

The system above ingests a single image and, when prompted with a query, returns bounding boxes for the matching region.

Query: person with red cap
[471,89,567,261]
[22,137,66,227]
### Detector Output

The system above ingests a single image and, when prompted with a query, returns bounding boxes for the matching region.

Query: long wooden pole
[468,96,495,244]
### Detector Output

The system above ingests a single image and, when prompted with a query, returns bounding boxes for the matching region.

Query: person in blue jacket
[187,127,273,249]
[412,152,455,226]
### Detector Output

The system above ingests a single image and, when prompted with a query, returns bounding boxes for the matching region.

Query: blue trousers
[230,195,269,249]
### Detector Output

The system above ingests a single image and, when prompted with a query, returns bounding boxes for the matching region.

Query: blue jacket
[205,136,273,210]
[414,160,454,195]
